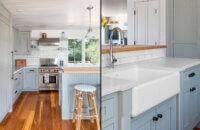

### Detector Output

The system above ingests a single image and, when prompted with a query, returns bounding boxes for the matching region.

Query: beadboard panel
[61,73,100,120]
[0,2,11,123]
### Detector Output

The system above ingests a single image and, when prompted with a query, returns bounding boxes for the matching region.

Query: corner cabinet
[23,68,39,91]
[101,93,118,130]
[13,29,30,55]
[131,96,176,130]
[179,65,200,130]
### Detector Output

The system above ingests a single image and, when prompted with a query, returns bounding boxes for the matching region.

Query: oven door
[39,73,58,90]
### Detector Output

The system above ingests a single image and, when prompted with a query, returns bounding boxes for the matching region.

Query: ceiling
[1,0,100,29]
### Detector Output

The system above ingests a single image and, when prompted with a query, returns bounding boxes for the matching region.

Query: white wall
[14,29,100,66]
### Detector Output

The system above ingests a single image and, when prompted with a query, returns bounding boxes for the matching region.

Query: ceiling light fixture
[85,5,95,39]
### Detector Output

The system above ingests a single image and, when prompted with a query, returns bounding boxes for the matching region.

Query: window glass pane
[85,39,99,63]
[68,39,82,63]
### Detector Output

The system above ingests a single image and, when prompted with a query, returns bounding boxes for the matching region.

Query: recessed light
[16,9,24,12]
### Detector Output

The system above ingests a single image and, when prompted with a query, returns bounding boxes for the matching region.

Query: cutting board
[15,59,26,67]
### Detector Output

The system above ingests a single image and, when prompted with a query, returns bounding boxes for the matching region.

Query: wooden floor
[0,92,97,130]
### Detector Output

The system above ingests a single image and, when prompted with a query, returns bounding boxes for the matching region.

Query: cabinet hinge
[155,9,158,14]
[134,10,136,15]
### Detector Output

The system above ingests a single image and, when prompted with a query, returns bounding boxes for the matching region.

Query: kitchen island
[59,67,100,120]
[102,57,200,130]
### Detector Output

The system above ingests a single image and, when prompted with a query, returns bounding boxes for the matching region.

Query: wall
[102,48,166,68]
[14,29,100,66]
[0,1,12,122]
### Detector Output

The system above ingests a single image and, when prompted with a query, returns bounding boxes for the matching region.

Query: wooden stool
[72,84,100,130]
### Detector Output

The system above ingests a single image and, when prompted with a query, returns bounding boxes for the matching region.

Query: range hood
[38,38,60,46]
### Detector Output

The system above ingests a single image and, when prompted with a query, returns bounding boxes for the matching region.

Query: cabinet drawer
[182,68,200,91]
[25,68,38,73]
[102,97,114,122]
[12,87,20,104]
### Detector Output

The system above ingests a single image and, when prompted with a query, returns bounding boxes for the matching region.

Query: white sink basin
[104,66,180,117]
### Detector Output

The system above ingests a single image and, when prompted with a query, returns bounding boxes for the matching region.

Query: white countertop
[102,57,200,96]
[14,66,39,74]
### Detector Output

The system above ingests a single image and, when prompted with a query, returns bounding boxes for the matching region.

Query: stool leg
[76,92,84,130]
[72,90,79,123]
[91,92,100,130]
[88,93,94,123]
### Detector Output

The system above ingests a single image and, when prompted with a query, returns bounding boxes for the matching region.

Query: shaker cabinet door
[131,110,156,130]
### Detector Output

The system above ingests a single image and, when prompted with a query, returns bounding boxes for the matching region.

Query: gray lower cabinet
[180,65,200,130]
[101,93,118,130]
[12,69,23,104]
[131,96,176,130]
[23,68,39,91]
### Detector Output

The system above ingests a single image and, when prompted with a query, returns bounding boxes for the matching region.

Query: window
[68,39,100,64]
[85,39,100,63]
[68,39,82,63]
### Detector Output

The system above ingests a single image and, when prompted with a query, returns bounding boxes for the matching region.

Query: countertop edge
[102,45,167,54]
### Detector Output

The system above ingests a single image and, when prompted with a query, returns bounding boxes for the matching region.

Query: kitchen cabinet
[131,96,176,130]
[23,68,39,91]
[101,93,118,130]
[0,2,11,122]
[12,69,23,104]
[134,0,166,45]
[13,29,30,55]
[180,65,200,130]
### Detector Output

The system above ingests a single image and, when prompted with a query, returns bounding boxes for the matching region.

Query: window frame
[67,38,100,67]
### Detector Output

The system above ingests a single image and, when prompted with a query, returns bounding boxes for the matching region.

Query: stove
[39,58,59,91]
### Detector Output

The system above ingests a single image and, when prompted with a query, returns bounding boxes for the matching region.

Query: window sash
[67,39,100,65]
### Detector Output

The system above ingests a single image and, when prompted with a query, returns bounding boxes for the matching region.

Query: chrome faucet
[109,27,125,68]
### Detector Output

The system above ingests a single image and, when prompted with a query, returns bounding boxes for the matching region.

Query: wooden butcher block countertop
[61,67,100,74]
[102,45,167,54]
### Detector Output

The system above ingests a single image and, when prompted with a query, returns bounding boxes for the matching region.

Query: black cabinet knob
[188,72,195,77]
[190,87,196,92]
[153,117,158,121]
[157,114,163,118]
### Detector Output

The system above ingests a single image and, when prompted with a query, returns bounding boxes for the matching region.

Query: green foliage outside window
[85,39,99,63]
[68,39,82,63]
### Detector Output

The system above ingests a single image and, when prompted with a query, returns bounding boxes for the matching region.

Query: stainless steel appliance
[38,38,60,46]
[39,58,59,91]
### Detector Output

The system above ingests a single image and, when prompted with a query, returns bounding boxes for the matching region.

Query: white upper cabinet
[134,0,166,45]
[13,29,30,55]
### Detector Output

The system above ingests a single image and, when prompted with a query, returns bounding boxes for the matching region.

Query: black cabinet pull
[15,78,18,80]
[188,72,195,78]
[15,90,17,94]
[157,114,163,118]
[190,87,196,92]
[153,117,158,121]
[29,70,34,72]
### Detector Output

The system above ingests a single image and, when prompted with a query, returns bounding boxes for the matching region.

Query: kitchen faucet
[109,27,125,68]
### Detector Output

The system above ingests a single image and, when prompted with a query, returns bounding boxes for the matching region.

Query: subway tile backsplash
[102,48,166,68]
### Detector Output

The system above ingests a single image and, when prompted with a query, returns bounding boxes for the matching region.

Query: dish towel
[44,73,49,84]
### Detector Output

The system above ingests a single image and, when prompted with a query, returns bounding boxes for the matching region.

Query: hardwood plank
[22,111,35,130]
[102,45,167,54]
[0,92,97,130]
